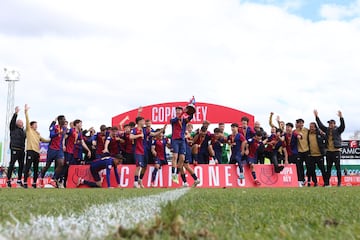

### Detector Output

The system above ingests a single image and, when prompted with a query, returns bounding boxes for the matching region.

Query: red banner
[66,164,299,188]
[0,177,53,188]
[112,102,254,126]
[1,167,359,188]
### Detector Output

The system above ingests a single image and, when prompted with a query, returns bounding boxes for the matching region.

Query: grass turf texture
[0,188,167,225]
[2,188,360,239]
[113,188,360,239]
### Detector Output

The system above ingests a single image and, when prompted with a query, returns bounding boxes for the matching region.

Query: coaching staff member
[314,110,345,187]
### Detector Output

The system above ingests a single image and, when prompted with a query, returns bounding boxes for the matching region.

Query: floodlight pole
[2,68,20,166]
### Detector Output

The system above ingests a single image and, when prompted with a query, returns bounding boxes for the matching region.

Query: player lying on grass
[77,154,123,188]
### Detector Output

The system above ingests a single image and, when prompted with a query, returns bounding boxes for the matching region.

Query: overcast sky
[0,0,359,140]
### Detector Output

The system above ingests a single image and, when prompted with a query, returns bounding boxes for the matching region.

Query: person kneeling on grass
[77,154,123,188]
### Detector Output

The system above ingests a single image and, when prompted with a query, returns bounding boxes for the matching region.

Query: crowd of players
[5,104,345,189]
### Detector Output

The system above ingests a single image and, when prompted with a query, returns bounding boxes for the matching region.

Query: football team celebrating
[5,103,345,189]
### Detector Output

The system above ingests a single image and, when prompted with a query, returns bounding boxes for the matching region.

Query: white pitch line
[0,188,189,240]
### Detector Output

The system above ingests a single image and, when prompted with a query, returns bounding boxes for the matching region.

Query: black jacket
[316,116,345,149]
[9,113,26,150]
[307,129,326,156]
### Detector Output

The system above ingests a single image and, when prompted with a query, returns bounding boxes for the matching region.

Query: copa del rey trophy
[185,96,196,115]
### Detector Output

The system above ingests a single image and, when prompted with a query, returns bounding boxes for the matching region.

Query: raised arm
[314,110,327,132]
[269,112,277,128]
[118,116,130,131]
[10,107,20,131]
[337,111,345,134]
[24,104,31,130]
[49,119,58,138]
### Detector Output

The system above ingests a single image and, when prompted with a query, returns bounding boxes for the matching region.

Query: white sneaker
[134,182,140,188]
[192,179,200,187]
[138,179,145,188]
[239,173,245,180]
[183,182,189,188]
[298,181,304,188]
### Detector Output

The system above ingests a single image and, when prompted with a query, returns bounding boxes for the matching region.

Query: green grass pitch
[1,187,360,239]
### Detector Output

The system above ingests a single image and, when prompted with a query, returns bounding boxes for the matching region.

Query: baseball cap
[327,119,336,124]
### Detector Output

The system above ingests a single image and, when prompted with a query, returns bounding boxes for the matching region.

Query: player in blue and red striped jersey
[130,117,165,188]
[228,123,247,180]
[103,126,122,157]
[64,120,91,164]
[39,115,67,188]
[121,123,135,164]
[192,126,212,164]
[246,131,267,185]
[208,128,225,164]
[130,117,146,188]
[77,154,123,188]
[62,120,91,187]
[145,120,156,164]
[264,128,288,173]
[284,122,303,185]
[150,129,169,187]
[92,125,111,159]
[170,106,194,184]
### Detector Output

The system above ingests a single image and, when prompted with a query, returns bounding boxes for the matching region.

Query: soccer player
[7,106,26,188]
[39,115,67,188]
[185,123,194,164]
[192,126,212,164]
[241,116,255,140]
[208,128,224,164]
[62,119,91,187]
[92,125,111,159]
[314,110,345,187]
[284,122,303,187]
[170,106,194,184]
[130,117,146,188]
[121,124,135,164]
[23,104,50,189]
[103,126,122,157]
[77,154,123,188]
[150,129,169,187]
[246,131,266,185]
[307,122,326,187]
[228,123,246,180]
[145,120,155,164]
[263,128,287,172]
[131,117,165,188]
[218,123,229,164]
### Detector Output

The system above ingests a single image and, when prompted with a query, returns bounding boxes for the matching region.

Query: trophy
[185,96,196,115]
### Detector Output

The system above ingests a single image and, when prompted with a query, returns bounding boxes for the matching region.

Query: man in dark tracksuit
[307,122,326,187]
[7,106,26,188]
[314,110,345,187]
